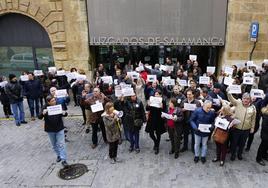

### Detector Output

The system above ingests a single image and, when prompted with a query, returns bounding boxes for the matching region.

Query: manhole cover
[58,163,88,180]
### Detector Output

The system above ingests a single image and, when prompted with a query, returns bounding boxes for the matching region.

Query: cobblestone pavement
[0,100,268,187]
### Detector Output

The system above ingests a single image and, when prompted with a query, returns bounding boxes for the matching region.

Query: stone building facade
[0,0,91,73]
[0,0,267,75]
[220,0,268,68]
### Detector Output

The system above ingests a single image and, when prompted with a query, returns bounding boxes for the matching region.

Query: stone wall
[0,0,91,73]
[220,0,268,68]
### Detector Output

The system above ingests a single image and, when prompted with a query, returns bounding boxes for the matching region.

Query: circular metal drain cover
[58,163,88,180]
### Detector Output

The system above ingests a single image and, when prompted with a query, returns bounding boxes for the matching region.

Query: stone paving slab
[0,100,268,187]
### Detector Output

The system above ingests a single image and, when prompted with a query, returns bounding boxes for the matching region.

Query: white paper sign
[66,72,77,81]
[166,65,174,72]
[101,76,113,84]
[161,112,173,120]
[127,72,139,79]
[162,76,171,83]
[0,81,8,88]
[213,98,221,106]
[115,88,123,97]
[147,75,157,82]
[264,59,268,63]
[207,66,216,74]
[48,67,57,73]
[250,89,264,98]
[243,77,254,85]
[76,74,87,81]
[145,65,152,69]
[199,76,210,85]
[122,88,135,97]
[229,85,242,94]
[55,89,67,98]
[215,117,230,130]
[224,67,233,75]
[189,55,197,61]
[164,79,175,86]
[184,103,197,111]
[136,66,144,72]
[20,75,29,81]
[47,105,63,116]
[247,61,254,67]
[90,103,104,113]
[56,70,66,76]
[149,96,162,108]
[198,124,211,133]
[178,79,188,87]
[34,70,43,76]
[224,76,234,86]
[160,65,167,71]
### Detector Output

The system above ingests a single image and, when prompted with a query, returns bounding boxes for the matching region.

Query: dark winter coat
[124,99,146,132]
[24,79,42,99]
[38,105,67,132]
[260,105,268,141]
[4,81,23,104]
[145,98,167,134]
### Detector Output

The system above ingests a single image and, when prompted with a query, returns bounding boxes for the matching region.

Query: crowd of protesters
[1,56,268,167]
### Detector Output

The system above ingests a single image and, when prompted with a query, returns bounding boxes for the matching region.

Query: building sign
[250,22,259,42]
[87,0,228,46]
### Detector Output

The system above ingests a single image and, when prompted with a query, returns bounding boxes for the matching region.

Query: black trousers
[230,129,250,157]
[256,140,268,161]
[80,105,86,123]
[149,131,161,149]
[167,126,183,154]
[3,104,12,116]
[109,140,119,159]
[182,123,195,151]
[246,132,255,150]
[92,120,107,145]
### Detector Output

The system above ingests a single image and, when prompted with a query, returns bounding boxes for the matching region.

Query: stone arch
[0,0,68,65]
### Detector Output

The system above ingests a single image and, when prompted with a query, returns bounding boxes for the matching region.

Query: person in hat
[5,74,27,126]
[208,83,226,112]
[258,61,268,92]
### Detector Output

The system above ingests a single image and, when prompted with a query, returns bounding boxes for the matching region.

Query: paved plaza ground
[0,100,268,188]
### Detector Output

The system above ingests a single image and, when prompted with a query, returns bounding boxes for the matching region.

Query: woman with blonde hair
[212,105,239,166]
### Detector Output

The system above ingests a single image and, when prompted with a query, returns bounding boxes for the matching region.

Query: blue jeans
[47,130,67,161]
[27,98,39,117]
[129,131,140,149]
[194,134,209,157]
[11,101,25,124]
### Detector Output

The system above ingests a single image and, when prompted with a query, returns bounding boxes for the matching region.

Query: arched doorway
[0,13,54,77]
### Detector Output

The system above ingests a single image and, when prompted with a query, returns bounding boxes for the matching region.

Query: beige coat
[102,113,121,143]
[227,93,256,132]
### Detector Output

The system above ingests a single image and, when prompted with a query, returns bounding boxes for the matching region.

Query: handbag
[213,128,229,144]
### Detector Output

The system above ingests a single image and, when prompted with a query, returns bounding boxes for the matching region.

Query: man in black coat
[24,72,43,120]
[5,74,27,126]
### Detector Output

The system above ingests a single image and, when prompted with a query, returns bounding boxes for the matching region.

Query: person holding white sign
[145,90,167,155]
[226,90,257,161]
[180,89,201,153]
[212,105,239,166]
[38,96,69,168]
[190,100,216,164]
[81,87,111,149]
[161,98,184,159]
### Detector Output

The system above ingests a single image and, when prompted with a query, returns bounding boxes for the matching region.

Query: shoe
[5,115,9,118]
[174,153,179,159]
[31,117,35,121]
[114,157,122,163]
[82,122,86,125]
[56,156,61,163]
[155,148,159,155]
[129,147,134,153]
[194,156,199,163]
[245,148,250,152]
[201,157,206,164]
[169,150,175,155]
[180,148,188,153]
[135,148,140,153]
[91,144,97,149]
[65,138,70,142]
[220,161,225,166]
[110,158,116,164]
[257,160,266,166]
[85,128,90,134]
[212,158,220,162]
[61,161,69,167]
[237,155,243,160]
[16,123,21,126]
[230,155,235,161]
[153,145,157,151]
[21,121,27,124]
